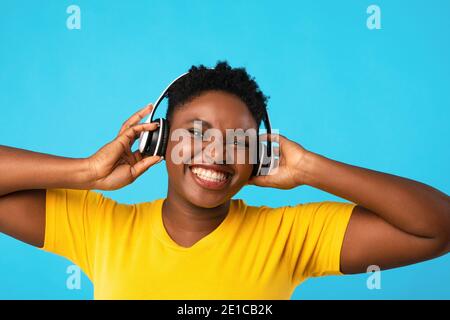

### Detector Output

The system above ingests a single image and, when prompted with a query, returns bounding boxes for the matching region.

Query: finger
[116,122,160,149]
[118,156,129,166]
[119,103,154,136]
[132,149,143,163]
[120,151,136,167]
[130,155,164,179]
[119,143,135,165]
[259,133,286,143]
[271,158,281,173]
[118,103,154,137]
[270,146,280,157]
[246,175,271,188]
[113,123,159,166]
[116,157,128,167]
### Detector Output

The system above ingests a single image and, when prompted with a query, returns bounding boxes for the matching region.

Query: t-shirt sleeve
[284,201,357,285]
[41,188,108,280]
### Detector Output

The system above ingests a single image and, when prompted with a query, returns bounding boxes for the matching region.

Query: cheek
[233,164,254,184]
[166,138,193,166]
[164,141,188,185]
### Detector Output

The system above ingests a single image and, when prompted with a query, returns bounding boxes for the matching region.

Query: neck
[162,187,230,247]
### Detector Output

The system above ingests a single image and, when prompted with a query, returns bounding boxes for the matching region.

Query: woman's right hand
[86,103,163,191]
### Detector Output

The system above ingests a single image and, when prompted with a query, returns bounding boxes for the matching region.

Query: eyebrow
[183,118,213,128]
[182,117,255,132]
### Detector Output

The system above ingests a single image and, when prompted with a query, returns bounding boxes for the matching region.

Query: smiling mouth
[188,165,233,190]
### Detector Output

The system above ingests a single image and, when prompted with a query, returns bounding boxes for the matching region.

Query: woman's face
[165,90,257,208]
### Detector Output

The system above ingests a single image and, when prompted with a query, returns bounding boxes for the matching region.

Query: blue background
[0,0,449,299]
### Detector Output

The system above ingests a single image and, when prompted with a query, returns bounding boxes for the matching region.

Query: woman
[0,61,448,299]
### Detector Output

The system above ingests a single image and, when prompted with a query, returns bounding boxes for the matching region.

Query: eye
[188,128,204,139]
[230,139,249,149]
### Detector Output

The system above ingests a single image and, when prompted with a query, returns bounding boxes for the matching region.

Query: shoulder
[47,188,160,219]
[233,198,356,225]
[231,198,298,227]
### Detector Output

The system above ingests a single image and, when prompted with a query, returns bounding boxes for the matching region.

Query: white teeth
[190,167,229,182]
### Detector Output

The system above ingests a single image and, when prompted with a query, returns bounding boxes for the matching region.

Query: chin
[185,190,230,209]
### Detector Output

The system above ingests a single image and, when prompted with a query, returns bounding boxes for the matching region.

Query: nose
[201,139,227,164]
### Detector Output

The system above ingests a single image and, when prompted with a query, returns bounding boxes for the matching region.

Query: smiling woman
[0,61,448,300]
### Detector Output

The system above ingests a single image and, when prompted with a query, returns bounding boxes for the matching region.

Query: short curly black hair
[166,61,269,127]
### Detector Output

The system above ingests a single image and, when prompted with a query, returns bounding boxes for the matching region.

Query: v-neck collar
[149,198,239,251]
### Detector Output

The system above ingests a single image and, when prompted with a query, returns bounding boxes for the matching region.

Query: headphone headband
[147,72,189,123]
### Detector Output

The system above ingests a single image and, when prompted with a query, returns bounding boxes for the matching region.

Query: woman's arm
[248,134,450,274]
[0,146,92,197]
[0,146,93,247]
[0,103,161,247]
[301,151,450,274]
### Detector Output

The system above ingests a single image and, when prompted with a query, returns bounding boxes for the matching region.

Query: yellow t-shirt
[41,188,356,299]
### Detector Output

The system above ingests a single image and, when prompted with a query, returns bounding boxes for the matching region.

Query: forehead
[170,90,257,130]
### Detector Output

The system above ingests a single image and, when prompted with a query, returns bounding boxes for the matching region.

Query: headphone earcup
[142,118,169,157]
[157,118,170,157]
[146,118,162,156]
[253,142,273,176]
[147,118,169,156]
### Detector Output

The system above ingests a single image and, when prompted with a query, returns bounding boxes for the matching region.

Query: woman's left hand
[247,134,310,189]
